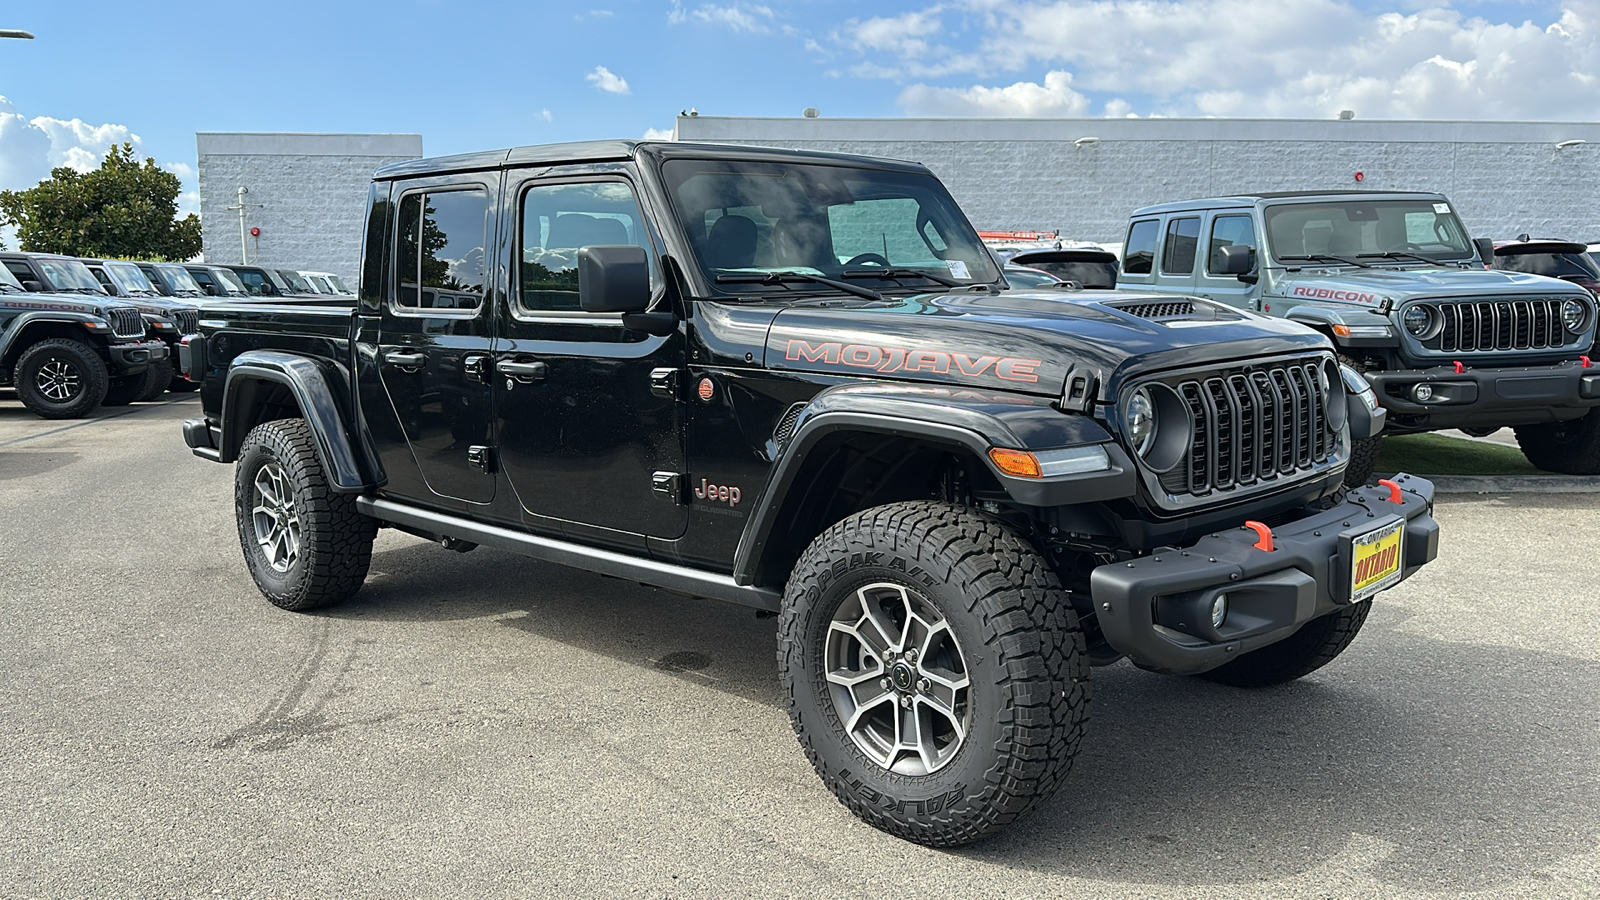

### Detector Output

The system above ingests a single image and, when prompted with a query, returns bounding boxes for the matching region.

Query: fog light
[1210,594,1228,629]
[1412,383,1435,403]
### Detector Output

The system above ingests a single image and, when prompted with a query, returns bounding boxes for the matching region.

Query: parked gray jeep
[1118,191,1600,479]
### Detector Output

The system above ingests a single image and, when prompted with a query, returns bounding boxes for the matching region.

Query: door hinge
[468,445,497,473]
[649,367,680,400]
[652,471,683,503]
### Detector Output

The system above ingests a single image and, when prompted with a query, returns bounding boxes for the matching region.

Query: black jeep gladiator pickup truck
[182,141,1439,846]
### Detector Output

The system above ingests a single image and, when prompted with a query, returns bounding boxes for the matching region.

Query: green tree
[0,142,201,260]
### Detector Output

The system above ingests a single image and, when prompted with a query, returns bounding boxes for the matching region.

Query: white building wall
[196,133,423,284]
[674,117,1600,245]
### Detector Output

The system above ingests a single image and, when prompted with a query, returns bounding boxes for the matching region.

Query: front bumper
[1089,474,1439,675]
[1368,360,1600,431]
[106,339,168,375]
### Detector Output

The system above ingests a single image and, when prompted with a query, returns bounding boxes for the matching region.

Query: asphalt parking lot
[2,394,1597,899]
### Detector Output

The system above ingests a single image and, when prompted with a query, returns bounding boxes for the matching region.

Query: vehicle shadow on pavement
[334,539,1597,895]
[334,541,784,709]
[963,641,1600,895]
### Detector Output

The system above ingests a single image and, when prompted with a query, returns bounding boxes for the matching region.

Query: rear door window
[1122,220,1159,275]
[1161,217,1201,275]
[395,187,489,312]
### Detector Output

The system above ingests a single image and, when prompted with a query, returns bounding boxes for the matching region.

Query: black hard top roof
[1131,190,1447,216]
[373,140,931,180]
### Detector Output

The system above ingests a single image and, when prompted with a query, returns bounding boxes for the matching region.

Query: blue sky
[0,0,1592,210]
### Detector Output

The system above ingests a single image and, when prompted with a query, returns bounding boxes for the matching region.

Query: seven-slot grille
[1156,358,1334,499]
[1432,299,1582,352]
[172,309,200,334]
[107,308,146,339]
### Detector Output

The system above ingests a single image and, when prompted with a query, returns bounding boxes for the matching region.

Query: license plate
[1349,518,1405,601]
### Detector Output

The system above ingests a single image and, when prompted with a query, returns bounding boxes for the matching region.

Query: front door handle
[498,359,548,382]
[384,349,426,370]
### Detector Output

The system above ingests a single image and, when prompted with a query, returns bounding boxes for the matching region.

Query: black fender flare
[1284,303,1398,348]
[0,311,108,366]
[219,350,381,491]
[731,382,1136,586]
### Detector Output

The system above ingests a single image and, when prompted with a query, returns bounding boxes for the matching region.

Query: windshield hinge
[1058,365,1100,414]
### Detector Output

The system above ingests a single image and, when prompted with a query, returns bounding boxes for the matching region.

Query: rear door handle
[384,350,426,369]
[498,360,548,381]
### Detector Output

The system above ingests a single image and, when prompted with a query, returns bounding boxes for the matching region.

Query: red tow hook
[1377,478,1403,504]
[1582,355,1592,369]
[1453,360,1465,374]
[1243,520,1274,552]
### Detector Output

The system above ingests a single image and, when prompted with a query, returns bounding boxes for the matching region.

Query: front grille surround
[172,309,200,335]
[1405,296,1592,356]
[106,307,147,339]
[1129,352,1344,513]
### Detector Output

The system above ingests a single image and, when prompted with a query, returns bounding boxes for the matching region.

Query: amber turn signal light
[987,448,1041,478]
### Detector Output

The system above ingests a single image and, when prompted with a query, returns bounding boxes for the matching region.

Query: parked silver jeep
[1118,191,1600,480]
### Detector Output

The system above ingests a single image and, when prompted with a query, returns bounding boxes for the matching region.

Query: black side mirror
[578,245,652,314]
[1472,237,1496,268]
[21,279,42,292]
[260,282,278,296]
[203,283,220,296]
[1212,244,1255,276]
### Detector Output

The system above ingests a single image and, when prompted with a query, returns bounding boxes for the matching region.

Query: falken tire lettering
[839,768,966,814]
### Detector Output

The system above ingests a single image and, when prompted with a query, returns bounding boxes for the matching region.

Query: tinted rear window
[1493,251,1600,280]
[1122,220,1159,275]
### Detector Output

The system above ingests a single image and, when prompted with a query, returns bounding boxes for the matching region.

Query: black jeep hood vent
[1106,299,1196,319]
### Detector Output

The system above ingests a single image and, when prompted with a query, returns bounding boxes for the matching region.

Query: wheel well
[751,433,999,588]
[223,377,303,459]
[1,322,105,369]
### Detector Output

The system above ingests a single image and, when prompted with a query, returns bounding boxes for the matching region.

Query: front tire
[13,338,108,419]
[1197,601,1371,688]
[779,501,1090,847]
[137,358,174,402]
[1338,354,1383,487]
[1514,408,1600,475]
[235,418,376,611]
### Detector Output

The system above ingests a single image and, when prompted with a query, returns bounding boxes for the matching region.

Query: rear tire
[1514,408,1600,475]
[101,376,145,407]
[779,501,1090,847]
[13,338,108,419]
[235,418,376,611]
[1197,601,1371,688]
[137,358,174,402]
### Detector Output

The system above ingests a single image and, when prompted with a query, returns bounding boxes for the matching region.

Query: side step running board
[355,496,781,612]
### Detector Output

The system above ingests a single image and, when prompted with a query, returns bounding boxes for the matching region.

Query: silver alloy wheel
[36,356,82,402]
[251,460,301,573]
[824,582,971,776]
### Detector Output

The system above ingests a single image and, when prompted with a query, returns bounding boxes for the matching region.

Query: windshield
[325,274,350,293]
[1264,199,1473,263]
[277,269,314,293]
[155,263,202,293]
[211,267,249,294]
[38,258,107,293]
[1493,250,1600,281]
[105,261,156,294]
[0,265,22,290]
[306,274,332,293]
[661,159,1001,294]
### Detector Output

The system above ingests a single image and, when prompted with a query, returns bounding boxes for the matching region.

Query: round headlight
[1125,388,1156,456]
[1403,304,1435,337]
[1561,298,1588,333]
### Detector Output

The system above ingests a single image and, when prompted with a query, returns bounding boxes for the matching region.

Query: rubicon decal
[1291,286,1379,305]
[784,340,1041,383]
[695,478,741,507]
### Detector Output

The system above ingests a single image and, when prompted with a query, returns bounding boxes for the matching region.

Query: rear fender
[731,382,1136,587]
[219,350,381,491]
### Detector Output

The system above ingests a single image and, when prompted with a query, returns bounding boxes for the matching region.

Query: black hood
[762,289,1331,400]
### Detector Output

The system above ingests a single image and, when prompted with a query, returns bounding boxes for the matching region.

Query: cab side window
[395,188,489,312]
[1161,217,1201,275]
[1206,215,1257,274]
[1122,220,1159,275]
[518,180,655,314]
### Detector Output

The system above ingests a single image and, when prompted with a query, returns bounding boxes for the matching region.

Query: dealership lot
[1,395,1596,899]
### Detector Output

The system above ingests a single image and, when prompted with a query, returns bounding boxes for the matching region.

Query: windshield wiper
[1360,250,1449,266]
[1278,254,1373,269]
[715,271,885,302]
[840,267,962,288]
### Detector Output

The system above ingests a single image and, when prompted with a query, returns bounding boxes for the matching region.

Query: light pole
[0,30,35,39]
[226,187,262,264]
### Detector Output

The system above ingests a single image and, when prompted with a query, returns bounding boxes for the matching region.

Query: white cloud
[586,65,631,95]
[900,70,1090,117]
[670,2,777,33]
[856,1,1600,120]
[539,108,554,122]
[642,127,676,140]
[0,95,141,191]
